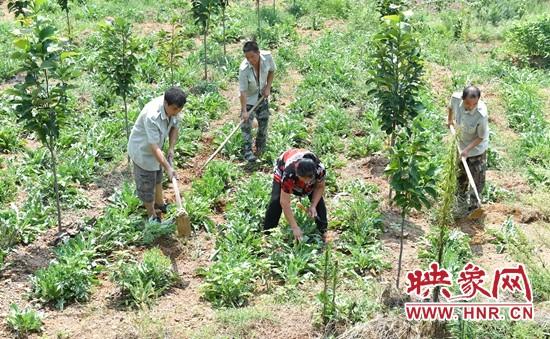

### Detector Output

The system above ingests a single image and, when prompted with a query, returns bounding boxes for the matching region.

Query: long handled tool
[168,159,192,238]
[450,125,485,220]
[201,96,265,170]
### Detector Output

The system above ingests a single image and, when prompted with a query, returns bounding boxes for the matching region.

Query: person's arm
[144,115,175,179]
[461,137,483,158]
[307,181,325,218]
[280,190,302,240]
[262,70,274,98]
[167,126,178,162]
[150,143,175,178]
[238,67,249,121]
[447,107,454,128]
[240,91,249,121]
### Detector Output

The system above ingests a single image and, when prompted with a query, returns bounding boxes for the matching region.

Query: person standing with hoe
[128,87,187,223]
[447,85,489,218]
[239,40,276,162]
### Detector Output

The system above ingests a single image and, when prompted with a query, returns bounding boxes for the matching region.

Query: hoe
[450,125,485,220]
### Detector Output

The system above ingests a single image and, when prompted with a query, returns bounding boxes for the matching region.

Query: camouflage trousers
[241,99,270,158]
[457,152,487,210]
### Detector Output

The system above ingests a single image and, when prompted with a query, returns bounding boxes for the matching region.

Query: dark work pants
[263,180,328,234]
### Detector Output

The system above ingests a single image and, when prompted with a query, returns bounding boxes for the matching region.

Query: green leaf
[14,38,30,50]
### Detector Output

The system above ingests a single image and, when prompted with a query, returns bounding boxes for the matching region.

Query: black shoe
[148,215,162,223]
[154,203,168,214]
[244,152,257,162]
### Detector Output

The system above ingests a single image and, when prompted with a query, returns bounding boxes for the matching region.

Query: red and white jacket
[273,149,326,196]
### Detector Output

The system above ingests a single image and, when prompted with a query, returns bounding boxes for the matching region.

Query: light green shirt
[449,92,489,157]
[128,96,180,171]
[239,51,276,106]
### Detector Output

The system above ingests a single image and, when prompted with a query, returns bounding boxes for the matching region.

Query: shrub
[268,236,319,286]
[482,182,513,203]
[472,0,527,26]
[225,173,271,226]
[0,123,22,153]
[182,192,215,232]
[142,220,176,245]
[186,91,229,121]
[112,248,179,308]
[506,16,550,66]
[0,166,17,206]
[200,253,261,308]
[348,135,383,158]
[31,255,99,309]
[501,80,545,134]
[5,304,43,335]
[192,160,238,205]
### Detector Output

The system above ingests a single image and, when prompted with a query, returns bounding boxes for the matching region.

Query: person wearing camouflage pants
[238,41,276,162]
[457,152,487,211]
[447,85,489,215]
[241,98,270,160]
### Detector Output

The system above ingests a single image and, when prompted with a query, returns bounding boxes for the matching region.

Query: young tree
[158,17,184,86]
[385,121,437,289]
[376,0,407,17]
[8,16,77,233]
[56,0,85,40]
[97,18,140,152]
[219,0,229,58]
[191,0,221,80]
[370,13,424,147]
[7,0,33,18]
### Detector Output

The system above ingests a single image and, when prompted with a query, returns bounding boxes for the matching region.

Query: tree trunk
[388,126,396,203]
[222,7,226,58]
[331,260,337,314]
[396,210,406,289]
[48,144,63,233]
[203,27,208,80]
[43,70,62,233]
[65,8,72,41]
[273,0,275,10]
[257,0,261,40]
[170,23,175,86]
[123,94,130,165]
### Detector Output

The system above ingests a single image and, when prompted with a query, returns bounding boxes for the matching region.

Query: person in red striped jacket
[264,149,328,242]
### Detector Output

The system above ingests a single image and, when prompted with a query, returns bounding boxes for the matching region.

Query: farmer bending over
[239,40,276,162]
[264,148,328,241]
[128,87,187,223]
[447,85,489,216]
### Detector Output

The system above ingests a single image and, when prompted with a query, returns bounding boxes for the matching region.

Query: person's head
[164,87,187,117]
[243,40,260,66]
[462,85,481,111]
[296,158,317,185]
